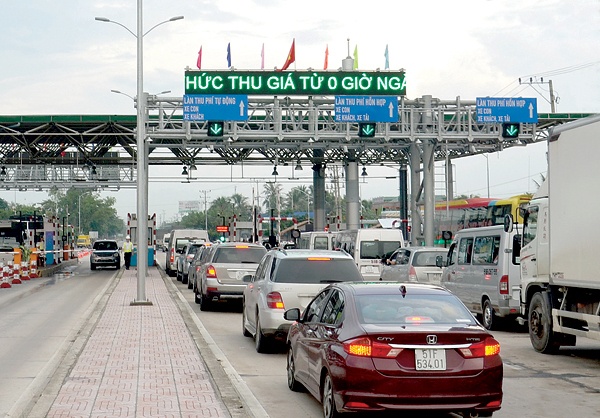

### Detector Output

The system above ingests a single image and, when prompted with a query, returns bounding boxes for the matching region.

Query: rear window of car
[360,241,402,260]
[356,293,476,325]
[412,251,447,267]
[213,246,266,264]
[273,258,362,283]
[94,241,118,251]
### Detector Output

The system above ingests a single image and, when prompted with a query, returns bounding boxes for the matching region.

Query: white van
[333,229,404,281]
[296,231,338,250]
[165,229,209,276]
[440,224,521,330]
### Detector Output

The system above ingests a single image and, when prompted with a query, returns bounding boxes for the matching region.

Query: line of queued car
[171,240,504,418]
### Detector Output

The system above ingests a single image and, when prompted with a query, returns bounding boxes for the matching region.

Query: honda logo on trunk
[426,335,438,344]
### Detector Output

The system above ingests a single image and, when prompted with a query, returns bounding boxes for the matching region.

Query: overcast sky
[1,0,599,223]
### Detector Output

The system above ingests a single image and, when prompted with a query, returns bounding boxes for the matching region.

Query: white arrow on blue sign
[476,97,538,123]
[183,94,248,121]
[334,95,398,123]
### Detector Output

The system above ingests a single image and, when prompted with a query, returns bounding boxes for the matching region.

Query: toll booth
[126,213,157,267]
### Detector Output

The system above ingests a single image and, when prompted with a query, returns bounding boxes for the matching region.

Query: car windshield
[356,293,476,325]
[273,259,362,283]
[360,241,402,260]
[94,241,118,251]
[413,251,447,267]
[213,247,266,264]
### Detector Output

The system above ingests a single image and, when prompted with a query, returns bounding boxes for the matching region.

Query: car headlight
[113,252,120,259]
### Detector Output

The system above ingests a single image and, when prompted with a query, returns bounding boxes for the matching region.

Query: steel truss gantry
[0,96,592,244]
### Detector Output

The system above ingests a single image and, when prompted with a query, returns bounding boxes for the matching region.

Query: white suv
[242,249,363,353]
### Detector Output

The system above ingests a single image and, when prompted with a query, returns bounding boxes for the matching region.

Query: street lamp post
[96,4,183,305]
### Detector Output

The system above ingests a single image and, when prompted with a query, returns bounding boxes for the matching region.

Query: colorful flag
[261,43,265,69]
[324,44,329,70]
[353,45,359,70]
[384,44,389,69]
[227,43,231,68]
[196,46,202,70]
[279,39,295,71]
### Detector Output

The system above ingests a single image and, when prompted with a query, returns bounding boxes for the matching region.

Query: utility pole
[199,190,210,230]
[519,77,556,113]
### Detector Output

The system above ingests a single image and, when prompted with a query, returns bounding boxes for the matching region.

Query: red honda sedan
[284,282,503,417]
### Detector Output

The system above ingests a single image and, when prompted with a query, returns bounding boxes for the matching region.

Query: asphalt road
[158,251,600,418]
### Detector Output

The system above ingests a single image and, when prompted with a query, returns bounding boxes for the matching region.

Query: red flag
[196,46,202,69]
[324,44,329,70]
[279,39,295,71]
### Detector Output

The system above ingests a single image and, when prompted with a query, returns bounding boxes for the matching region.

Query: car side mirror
[436,255,444,268]
[284,308,301,322]
[242,274,253,283]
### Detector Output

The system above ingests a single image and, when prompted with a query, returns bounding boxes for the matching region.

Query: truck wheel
[529,292,560,354]
[481,299,495,330]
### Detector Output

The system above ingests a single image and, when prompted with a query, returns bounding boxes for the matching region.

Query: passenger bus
[434,194,530,244]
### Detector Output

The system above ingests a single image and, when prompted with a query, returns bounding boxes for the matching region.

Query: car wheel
[116,262,121,270]
[322,373,341,418]
[176,269,182,281]
[182,274,188,284]
[90,263,96,271]
[481,299,495,330]
[242,304,252,337]
[199,291,211,311]
[194,290,201,304]
[287,347,304,392]
[254,314,270,353]
[187,276,193,289]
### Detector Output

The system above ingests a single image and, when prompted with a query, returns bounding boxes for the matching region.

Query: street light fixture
[96,4,183,306]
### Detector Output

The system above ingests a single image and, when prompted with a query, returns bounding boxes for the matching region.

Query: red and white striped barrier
[77,249,91,258]
[11,261,21,285]
[1,263,11,289]
[21,261,30,281]
[30,259,38,279]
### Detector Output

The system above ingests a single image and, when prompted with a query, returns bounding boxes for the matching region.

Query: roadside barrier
[21,261,30,281]
[30,259,38,279]
[10,261,21,285]
[0,263,11,289]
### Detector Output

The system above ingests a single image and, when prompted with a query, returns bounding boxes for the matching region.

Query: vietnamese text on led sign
[184,70,406,96]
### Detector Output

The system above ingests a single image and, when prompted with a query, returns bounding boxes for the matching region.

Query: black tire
[199,291,211,311]
[287,347,304,392]
[481,299,495,330]
[90,263,96,271]
[242,305,252,337]
[194,290,201,304]
[187,277,193,289]
[254,314,270,353]
[176,269,182,281]
[182,274,188,285]
[115,263,121,270]
[529,292,560,354]
[322,372,341,418]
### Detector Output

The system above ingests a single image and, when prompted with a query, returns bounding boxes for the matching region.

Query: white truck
[519,114,600,353]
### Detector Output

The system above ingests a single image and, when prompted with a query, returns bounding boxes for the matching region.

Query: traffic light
[207,121,224,137]
[502,123,520,139]
[358,122,376,138]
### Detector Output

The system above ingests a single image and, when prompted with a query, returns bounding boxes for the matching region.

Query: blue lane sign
[183,94,248,121]
[476,97,538,123]
[334,95,398,123]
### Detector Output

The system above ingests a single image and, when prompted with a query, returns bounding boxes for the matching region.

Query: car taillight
[169,249,174,262]
[458,337,500,358]
[408,266,417,281]
[499,275,509,294]
[343,337,403,358]
[206,265,217,278]
[267,292,285,309]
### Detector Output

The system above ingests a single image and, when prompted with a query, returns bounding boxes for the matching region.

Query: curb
[159,266,270,418]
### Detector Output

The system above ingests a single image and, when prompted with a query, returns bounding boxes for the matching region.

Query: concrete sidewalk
[23,266,256,418]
